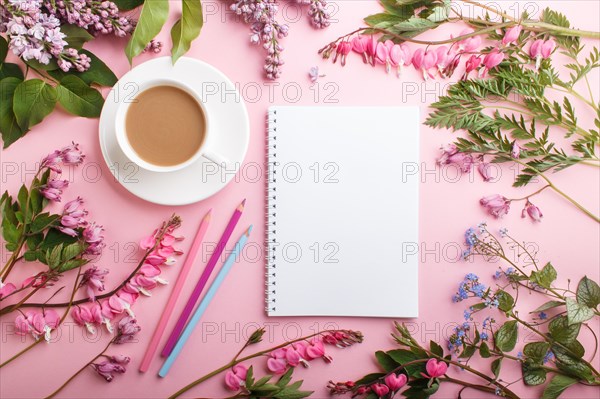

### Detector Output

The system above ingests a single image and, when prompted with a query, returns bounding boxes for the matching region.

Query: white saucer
[99,57,249,206]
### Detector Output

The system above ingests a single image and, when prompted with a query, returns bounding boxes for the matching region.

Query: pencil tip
[246,225,253,236]
[241,198,247,206]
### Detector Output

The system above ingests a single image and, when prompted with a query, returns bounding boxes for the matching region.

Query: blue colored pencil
[158,225,253,377]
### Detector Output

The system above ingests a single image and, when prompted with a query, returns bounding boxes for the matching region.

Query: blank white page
[266,106,419,317]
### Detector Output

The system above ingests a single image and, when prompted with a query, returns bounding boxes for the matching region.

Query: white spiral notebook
[266,106,420,317]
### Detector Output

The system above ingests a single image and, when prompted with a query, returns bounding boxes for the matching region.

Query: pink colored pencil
[138,210,212,373]
[161,199,246,357]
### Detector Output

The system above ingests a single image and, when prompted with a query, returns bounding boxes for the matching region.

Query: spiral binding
[265,109,278,314]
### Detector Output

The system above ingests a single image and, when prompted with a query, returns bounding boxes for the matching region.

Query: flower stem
[509,184,551,201]
[44,339,113,399]
[168,331,337,398]
[0,265,83,369]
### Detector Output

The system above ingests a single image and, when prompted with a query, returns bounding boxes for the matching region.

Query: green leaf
[541,375,578,399]
[2,217,20,244]
[354,373,385,386]
[523,342,550,362]
[496,290,515,312]
[552,345,594,382]
[276,368,293,388]
[531,300,565,313]
[58,258,88,272]
[26,233,43,250]
[125,0,169,64]
[530,262,557,289]
[364,13,404,29]
[403,379,440,399]
[0,77,26,148]
[39,227,78,253]
[375,351,399,372]
[25,58,59,71]
[60,24,94,49]
[459,344,476,359]
[387,349,424,377]
[566,297,594,325]
[47,50,118,87]
[549,316,581,345]
[47,243,64,269]
[0,36,7,62]
[479,341,491,358]
[30,213,60,234]
[56,75,104,117]
[576,276,600,309]
[112,0,144,10]
[23,250,38,261]
[522,360,547,386]
[62,242,84,262]
[491,358,502,379]
[429,340,443,357]
[0,62,24,80]
[13,79,57,130]
[494,320,518,352]
[170,0,203,64]
[29,187,43,214]
[394,17,438,32]
[245,366,255,387]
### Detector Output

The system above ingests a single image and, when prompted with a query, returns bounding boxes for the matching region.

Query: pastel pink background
[1,1,599,398]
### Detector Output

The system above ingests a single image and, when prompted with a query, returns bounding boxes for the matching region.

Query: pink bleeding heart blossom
[79,266,109,301]
[0,282,16,299]
[511,141,522,159]
[334,40,352,66]
[435,46,456,76]
[412,48,438,80]
[83,222,105,255]
[108,293,136,318]
[224,364,248,391]
[61,142,85,165]
[113,316,140,344]
[389,43,412,77]
[371,383,390,397]
[463,55,482,80]
[16,310,59,342]
[109,355,131,365]
[478,160,493,182]
[139,235,156,250]
[384,373,408,391]
[529,39,555,69]
[91,360,126,382]
[351,35,371,63]
[437,144,473,173]
[375,41,390,71]
[100,301,115,332]
[267,348,289,374]
[502,25,522,45]
[480,195,511,218]
[522,201,543,222]
[40,178,69,201]
[481,50,504,77]
[423,358,448,378]
[457,29,482,52]
[72,305,97,333]
[365,36,378,66]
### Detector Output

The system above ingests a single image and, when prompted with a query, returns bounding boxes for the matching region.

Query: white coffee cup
[114,78,227,173]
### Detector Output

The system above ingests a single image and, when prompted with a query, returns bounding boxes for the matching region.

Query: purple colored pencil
[161,199,246,357]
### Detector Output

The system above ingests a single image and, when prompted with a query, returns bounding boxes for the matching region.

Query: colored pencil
[158,225,253,377]
[161,199,246,357]
[138,210,212,373]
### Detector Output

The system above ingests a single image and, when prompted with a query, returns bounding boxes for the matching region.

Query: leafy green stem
[169,331,339,399]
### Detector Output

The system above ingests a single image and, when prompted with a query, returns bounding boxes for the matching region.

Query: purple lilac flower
[229,0,329,79]
[1,1,90,71]
[44,0,132,37]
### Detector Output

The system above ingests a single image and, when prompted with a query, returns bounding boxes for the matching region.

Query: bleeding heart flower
[375,41,390,72]
[371,383,390,397]
[502,25,522,45]
[522,201,543,222]
[224,364,248,391]
[480,194,511,218]
[457,29,482,52]
[384,373,408,391]
[481,50,504,77]
[412,48,438,80]
[267,348,288,374]
[0,282,16,299]
[422,358,448,378]
[139,235,156,250]
[351,35,371,64]
[72,305,97,334]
